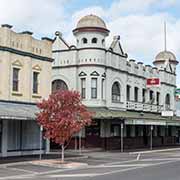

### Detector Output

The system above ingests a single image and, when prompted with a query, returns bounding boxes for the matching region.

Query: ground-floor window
[111,125,121,137]
[7,120,43,151]
[126,125,132,137]
[135,126,143,137]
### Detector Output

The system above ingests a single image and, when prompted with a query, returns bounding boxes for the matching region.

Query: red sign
[147,78,160,86]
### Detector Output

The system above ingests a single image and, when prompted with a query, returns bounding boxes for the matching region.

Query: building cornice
[53,64,176,87]
[52,47,128,58]
[0,45,54,62]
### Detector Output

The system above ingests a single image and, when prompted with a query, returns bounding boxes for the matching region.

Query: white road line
[96,160,180,177]
[97,164,152,168]
[129,147,180,155]
[103,159,138,165]
[140,158,180,161]
[7,167,36,174]
[50,173,99,178]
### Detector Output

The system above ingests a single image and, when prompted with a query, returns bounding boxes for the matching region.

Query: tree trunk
[61,144,64,163]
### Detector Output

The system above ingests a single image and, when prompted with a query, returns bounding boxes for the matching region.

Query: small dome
[76,14,107,29]
[154,50,178,64]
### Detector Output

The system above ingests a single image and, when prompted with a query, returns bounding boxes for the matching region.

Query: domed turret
[73,15,109,36]
[154,51,178,65]
[153,50,178,72]
[73,15,109,48]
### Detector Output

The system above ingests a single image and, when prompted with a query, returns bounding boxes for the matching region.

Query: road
[1,150,180,180]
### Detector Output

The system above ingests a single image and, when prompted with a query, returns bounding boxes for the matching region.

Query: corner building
[0,24,53,156]
[52,15,180,150]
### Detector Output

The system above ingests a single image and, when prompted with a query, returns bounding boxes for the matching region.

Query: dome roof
[76,14,107,29]
[154,50,178,64]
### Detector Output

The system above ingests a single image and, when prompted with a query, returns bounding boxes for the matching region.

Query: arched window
[112,82,121,102]
[126,85,131,101]
[82,38,87,44]
[92,38,97,44]
[102,39,105,45]
[165,93,170,110]
[52,79,68,93]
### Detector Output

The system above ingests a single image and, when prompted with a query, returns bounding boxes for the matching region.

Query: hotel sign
[146,78,160,87]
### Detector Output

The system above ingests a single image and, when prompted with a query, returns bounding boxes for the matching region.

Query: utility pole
[79,130,82,155]
[39,125,43,160]
[150,125,153,150]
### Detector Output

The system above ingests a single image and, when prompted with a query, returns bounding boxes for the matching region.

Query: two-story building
[0,24,53,156]
[52,15,180,150]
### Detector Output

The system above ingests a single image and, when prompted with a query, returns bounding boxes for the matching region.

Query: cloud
[0,0,68,38]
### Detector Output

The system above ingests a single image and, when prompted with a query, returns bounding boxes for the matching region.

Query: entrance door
[85,120,101,148]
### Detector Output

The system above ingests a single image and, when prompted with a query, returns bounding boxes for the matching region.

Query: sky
[0,0,180,85]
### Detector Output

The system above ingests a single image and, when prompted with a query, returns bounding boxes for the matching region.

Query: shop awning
[0,101,39,120]
[89,107,180,126]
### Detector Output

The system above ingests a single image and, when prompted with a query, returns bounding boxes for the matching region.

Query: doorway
[85,120,101,148]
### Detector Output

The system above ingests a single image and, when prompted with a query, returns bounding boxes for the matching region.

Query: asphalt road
[1,150,180,180]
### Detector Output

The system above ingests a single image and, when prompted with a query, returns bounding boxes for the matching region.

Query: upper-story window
[102,79,105,100]
[142,89,146,103]
[92,38,97,44]
[81,78,86,99]
[157,92,160,105]
[91,78,97,99]
[134,87,138,102]
[82,38,88,44]
[102,39,105,45]
[149,90,154,104]
[33,72,39,94]
[165,93,170,110]
[112,82,121,102]
[12,68,20,92]
[52,79,68,93]
[126,85,131,101]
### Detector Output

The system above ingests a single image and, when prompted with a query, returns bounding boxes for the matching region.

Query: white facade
[52,15,178,115]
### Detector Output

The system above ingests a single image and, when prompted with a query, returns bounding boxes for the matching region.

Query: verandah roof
[89,107,180,126]
[0,100,38,120]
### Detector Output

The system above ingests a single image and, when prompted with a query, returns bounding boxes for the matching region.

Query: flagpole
[164,21,167,51]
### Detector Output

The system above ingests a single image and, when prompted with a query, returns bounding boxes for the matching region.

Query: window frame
[81,78,86,99]
[12,67,20,92]
[33,71,39,94]
[91,78,97,99]
[92,37,97,44]
[82,38,88,44]
[112,82,121,103]
[134,87,139,102]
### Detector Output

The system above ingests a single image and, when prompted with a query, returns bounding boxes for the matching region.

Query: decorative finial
[55,31,62,37]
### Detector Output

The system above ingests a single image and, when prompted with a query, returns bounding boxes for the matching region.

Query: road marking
[129,147,180,155]
[97,164,152,168]
[140,158,180,161]
[7,167,36,174]
[96,160,180,177]
[50,173,99,178]
[137,153,141,160]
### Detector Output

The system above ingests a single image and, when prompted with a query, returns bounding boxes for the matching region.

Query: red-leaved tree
[36,90,93,162]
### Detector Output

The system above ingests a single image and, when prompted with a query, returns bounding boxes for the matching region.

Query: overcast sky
[1,0,180,86]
